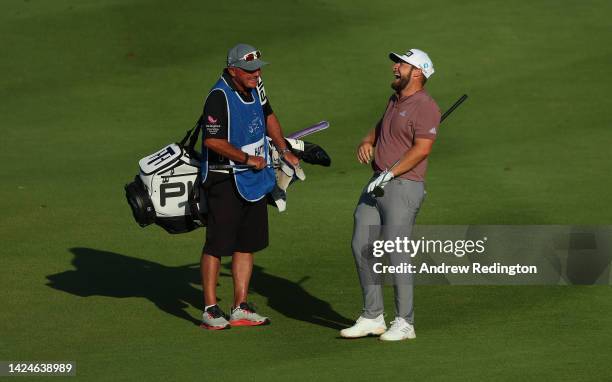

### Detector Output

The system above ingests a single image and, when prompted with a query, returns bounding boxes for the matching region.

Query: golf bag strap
[187,115,203,152]
[189,176,206,226]
[179,115,203,150]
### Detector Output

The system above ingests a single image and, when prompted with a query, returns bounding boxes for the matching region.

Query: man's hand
[357,141,374,164]
[246,155,266,170]
[366,170,394,193]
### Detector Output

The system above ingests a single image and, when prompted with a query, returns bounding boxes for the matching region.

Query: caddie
[199,43,300,330]
[341,49,441,341]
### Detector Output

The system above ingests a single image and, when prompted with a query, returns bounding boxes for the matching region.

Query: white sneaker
[340,314,387,338]
[200,305,230,330]
[380,317,416,341]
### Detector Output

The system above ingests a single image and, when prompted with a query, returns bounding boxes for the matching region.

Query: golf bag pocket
[139,143,183,175]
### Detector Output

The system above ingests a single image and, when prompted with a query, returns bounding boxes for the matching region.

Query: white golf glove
[291,161,306,181]
[366,170,394,193]
[280,157,305,181]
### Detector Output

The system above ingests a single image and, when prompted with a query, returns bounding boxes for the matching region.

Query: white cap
[389,49,435,78]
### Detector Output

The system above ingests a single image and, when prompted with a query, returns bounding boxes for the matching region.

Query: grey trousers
[351,175,425,324]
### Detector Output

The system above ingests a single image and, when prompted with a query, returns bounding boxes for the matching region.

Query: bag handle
[179,115,204,153]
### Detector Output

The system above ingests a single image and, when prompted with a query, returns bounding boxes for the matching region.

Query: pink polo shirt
[373,89,441,182]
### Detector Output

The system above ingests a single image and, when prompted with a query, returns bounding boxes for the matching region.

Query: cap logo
[423,63,429,69]
[405,51,413,57]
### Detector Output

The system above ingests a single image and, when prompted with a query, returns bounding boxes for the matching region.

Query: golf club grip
[287,121,330,139]
[440,94,468,123]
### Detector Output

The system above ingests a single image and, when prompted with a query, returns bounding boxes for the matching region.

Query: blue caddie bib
[201,76,276,202]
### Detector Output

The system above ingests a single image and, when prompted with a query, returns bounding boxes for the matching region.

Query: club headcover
[300,141,331,167]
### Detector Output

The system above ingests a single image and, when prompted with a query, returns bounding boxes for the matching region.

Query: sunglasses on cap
[240,50,261,62]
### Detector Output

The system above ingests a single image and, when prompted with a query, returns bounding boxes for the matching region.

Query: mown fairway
[1,0,611,380]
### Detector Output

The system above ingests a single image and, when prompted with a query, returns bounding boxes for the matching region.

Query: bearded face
[391,63,414,92]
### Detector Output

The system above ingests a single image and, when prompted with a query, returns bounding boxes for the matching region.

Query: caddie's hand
[357,142,374,164]
[366,170,394,193]
[247,155,266,170]
[282,151,299,167]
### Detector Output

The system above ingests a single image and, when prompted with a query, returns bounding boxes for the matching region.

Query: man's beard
[391,76,410,92]
[391,66,413,92]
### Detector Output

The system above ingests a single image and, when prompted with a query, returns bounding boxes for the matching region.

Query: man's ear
[412,68,424,79]
[227,67,237,77]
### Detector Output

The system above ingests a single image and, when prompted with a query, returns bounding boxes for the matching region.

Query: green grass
[1,0,612,380]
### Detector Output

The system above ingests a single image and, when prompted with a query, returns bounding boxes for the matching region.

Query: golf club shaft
[209,164,279,170]
[440,94,468,123]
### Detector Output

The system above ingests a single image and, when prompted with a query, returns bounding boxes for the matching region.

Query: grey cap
[227,43,268,71]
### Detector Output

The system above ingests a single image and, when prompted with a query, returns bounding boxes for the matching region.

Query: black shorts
[201,171,269,257]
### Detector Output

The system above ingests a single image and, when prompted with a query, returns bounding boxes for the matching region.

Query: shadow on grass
[225,264,353,330]
[46,247,203,325]
[46,247,351,330]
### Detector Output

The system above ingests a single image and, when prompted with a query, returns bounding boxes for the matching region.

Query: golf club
[208,163,280,171]
[208,121,330,172]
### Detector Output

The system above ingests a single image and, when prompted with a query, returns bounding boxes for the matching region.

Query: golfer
[199,43,299,330]
[341,49,441,341]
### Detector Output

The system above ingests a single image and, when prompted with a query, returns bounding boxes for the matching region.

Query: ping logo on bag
[159,181,195,207]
